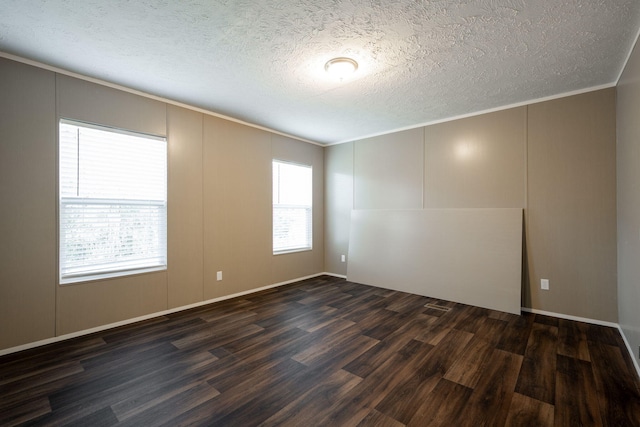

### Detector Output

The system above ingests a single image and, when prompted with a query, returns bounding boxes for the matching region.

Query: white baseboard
[322,272,347,279]
[617,325,640,379]
[521,307,640,379]
[0,272,332,357]
[520,307,619,328]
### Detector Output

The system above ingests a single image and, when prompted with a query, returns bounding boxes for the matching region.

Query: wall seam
[422,127,426,209]
[54,72,59,338]
[201,113,205,302]
[166,103,169,310]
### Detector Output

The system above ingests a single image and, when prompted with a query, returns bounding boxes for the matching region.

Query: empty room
[1,1,640,426]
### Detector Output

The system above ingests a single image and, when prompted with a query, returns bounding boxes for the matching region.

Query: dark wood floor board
[344,318,434,379]
[406,379,473,427]
[375,328,474,424]
[0,337,107,373]
[459,349,523,427]
[116,381,220,427]
[223,324,310,364]
[504,392,554,427]
[0,396,51,427]
[170,322,264,351]
[554,354,602,426]
[489,309,519,322]
[362,311,416,342]
[259,369,363,427]
[39,348,220,423]
[166,297,254,323]
[515,322,558,405]
[472,316,509,347]
[80,333,188,371]
[199,309,258,326]
[558,319,591,361]
[356,308,409,340]
[1,276,638,426]
[235,315,353,363]
[300,324,379,364]
[109,350,222,415]
[294,305,341,333]
[47,342,189,411]
[99,315,184,345]
[443,335,495,388]
[317,346,435,427]
[427,301,470,325]
[170,358,310,427]
[255,303,318,329]
[0,359,84,392]
[212,363,331,426]
[414,323,451,346]
[383,292,431,314]
[357,409,406,427]
[586,323,624,347]
[205,349,292,394]
[326,290,384,317]
[534,314,560,327]
[496,311,535,355]
[588,340,640,426]
[333,293,389,321]
[297,289,354,308]
[453,305,492,334]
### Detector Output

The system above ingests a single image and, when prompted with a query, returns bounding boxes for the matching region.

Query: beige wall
[167,105,204,308]
[325,88,618,322]
[527,90,617,321]
[203,116,272,300]
[424,108,526,208]
[0,57,324,351]
[617,37,640,367]
[354,128,424,209]
[324,142,354,276]
[0,58,57,349]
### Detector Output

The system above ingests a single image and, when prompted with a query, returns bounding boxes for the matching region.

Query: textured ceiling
[1,0,639,144]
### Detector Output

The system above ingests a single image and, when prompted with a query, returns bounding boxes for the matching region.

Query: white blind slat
[59,120,167,283]
[273,161,312,253]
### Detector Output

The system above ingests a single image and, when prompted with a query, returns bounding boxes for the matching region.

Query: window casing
[273,160,312,254]
[59,120,167,284]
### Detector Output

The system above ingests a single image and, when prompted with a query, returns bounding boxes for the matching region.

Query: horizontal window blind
[273,160,312,253]
[59,120,167,283]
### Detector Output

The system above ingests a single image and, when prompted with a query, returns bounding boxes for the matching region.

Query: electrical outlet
[541,279,549,290]
[341,254,346,263]
[216,271,222,281]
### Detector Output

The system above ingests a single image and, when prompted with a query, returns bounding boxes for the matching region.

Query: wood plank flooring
[1,275,639,426]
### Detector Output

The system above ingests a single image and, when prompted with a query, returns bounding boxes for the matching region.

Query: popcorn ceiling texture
[0,0,639,143]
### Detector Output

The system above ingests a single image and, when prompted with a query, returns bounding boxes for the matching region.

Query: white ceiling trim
[616,17,640,84]
[0,51,322,147]
[327,81,617,146]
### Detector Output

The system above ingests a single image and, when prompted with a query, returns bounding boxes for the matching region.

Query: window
[273,160,312,254]
[59,120,167,283]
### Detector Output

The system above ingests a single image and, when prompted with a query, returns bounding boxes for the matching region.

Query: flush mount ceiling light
[325,57,358,79]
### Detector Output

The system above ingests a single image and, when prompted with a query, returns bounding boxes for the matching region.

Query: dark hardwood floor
[1,275,639,426]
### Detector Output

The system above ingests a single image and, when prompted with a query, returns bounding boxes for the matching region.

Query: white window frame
[272,159,313,254]
[58,119,167,284]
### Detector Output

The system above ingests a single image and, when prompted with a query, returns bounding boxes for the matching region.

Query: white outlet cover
[541,279,549,290]
[216,271,222,281]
